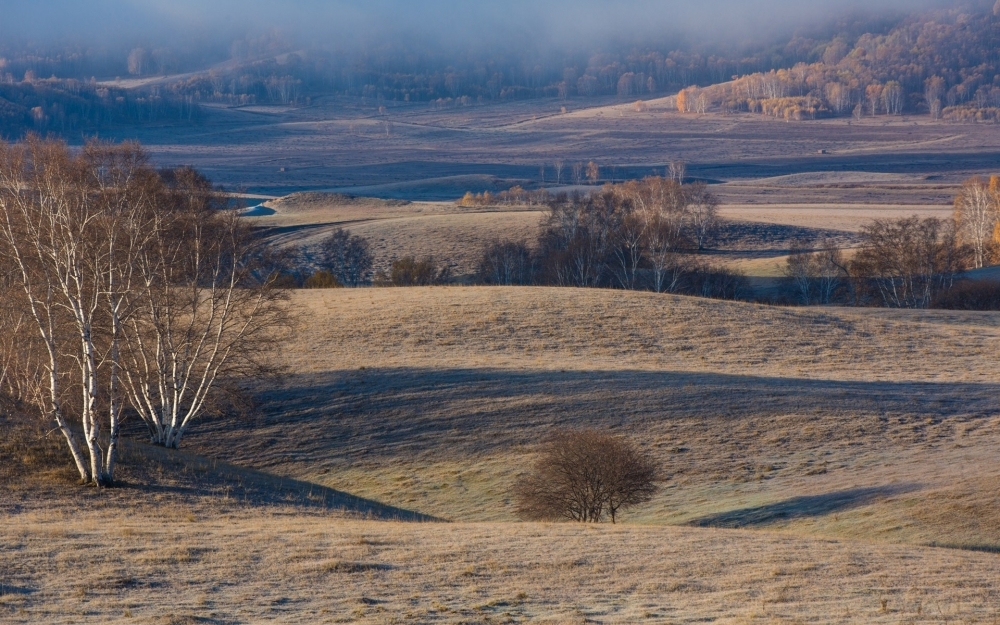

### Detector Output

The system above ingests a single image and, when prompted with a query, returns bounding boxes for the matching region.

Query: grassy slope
[6,287,1000,623]
[5,507,1000,624]
[183,287,1000,549]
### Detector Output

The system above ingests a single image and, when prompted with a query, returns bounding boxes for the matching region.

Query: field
[6,96,1000,623]
[5,287,1000,623]
[104,95,1000,200]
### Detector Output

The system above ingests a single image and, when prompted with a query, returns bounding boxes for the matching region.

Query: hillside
[184,287,1000,550]
[5,508,1000,624]
[683,2,1000,121]
[6,286,1000,623]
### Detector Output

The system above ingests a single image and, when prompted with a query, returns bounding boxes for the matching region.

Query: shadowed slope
[181,288,1000,546]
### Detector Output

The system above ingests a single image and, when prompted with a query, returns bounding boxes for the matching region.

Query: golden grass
[248,194,543,275]
[719,203,953,233]
[174,287,1000,552]
[5,507,1000,624]
[7,287,1000,623]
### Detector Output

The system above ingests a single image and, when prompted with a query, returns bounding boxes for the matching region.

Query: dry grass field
[248,192,544,275]
[11,90,1000,624]
[7,505,1000,624]
[179,288,1000,550]
[105,96,1000,200]
[247,190,951,280]
[5,287,1000,623]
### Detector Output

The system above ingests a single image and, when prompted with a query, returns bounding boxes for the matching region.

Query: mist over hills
[0,0,995,136]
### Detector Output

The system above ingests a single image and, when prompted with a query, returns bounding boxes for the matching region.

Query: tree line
[786,176,1000,309]
[6,4,977,124]
[476,178,746,298]
[0,78,201,138]
[0,137,287,486]
[679,3,1000,121]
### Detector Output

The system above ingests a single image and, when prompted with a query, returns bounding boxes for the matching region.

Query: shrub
[512,429,658,523]
[933,279,1000,310]
[374,256,451,286]
[303,270,343,289]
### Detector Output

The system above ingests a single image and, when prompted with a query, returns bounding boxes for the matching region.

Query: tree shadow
[188,368,1000,464]
[112,440,439,522]
[687,484,920,529]
[0,584,36,596]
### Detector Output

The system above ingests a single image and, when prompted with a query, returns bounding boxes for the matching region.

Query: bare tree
[954,177,999,269]
[609,205,646,290]
[318,228,375,286]
[685,183,720,250]
[925,76,946,120]
[851,216,971,308]
[121,167,289,449]
[586,161,600,185]
[667,160,686,184]
[785,239,847,305]
[572,162,583,185]
[554,160,564,185]
[512,429,658,523]
[127,48,148,76]
[477,239,533,285]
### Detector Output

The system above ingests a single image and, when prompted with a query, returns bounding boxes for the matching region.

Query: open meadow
[8,56,1000,625]
[5,286,1000,623]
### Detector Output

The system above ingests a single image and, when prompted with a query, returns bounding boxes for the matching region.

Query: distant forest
[2,0,1000,136]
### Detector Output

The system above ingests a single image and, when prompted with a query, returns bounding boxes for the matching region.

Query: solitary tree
[685,182,720,250]
[512,429,658,523]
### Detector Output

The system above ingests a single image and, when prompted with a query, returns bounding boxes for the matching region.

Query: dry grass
[719,203,953,233]
[6,287,1000,623]
[347,212,543,275]
[247,192,542,275]
[176,288,1000,551]
[4,507,1000,624]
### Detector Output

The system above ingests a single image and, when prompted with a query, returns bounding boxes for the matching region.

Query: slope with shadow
[182,287,1000,550]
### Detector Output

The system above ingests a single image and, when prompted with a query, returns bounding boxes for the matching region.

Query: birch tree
[0,137,116,484]
[120,167,288,449]
[685,183,720,250]
[954,177,999,269]
[0,137,289,485]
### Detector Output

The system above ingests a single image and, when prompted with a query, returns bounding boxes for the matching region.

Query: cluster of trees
[0,137,287,485]
[7,4,1000,125]
[512,429,658,524]
[679,3,1000,121]
[478,178,746,299]
[786,176,1000,309]
[786,219,985,309]
[0,78,200,137]
[458,186,552,208]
